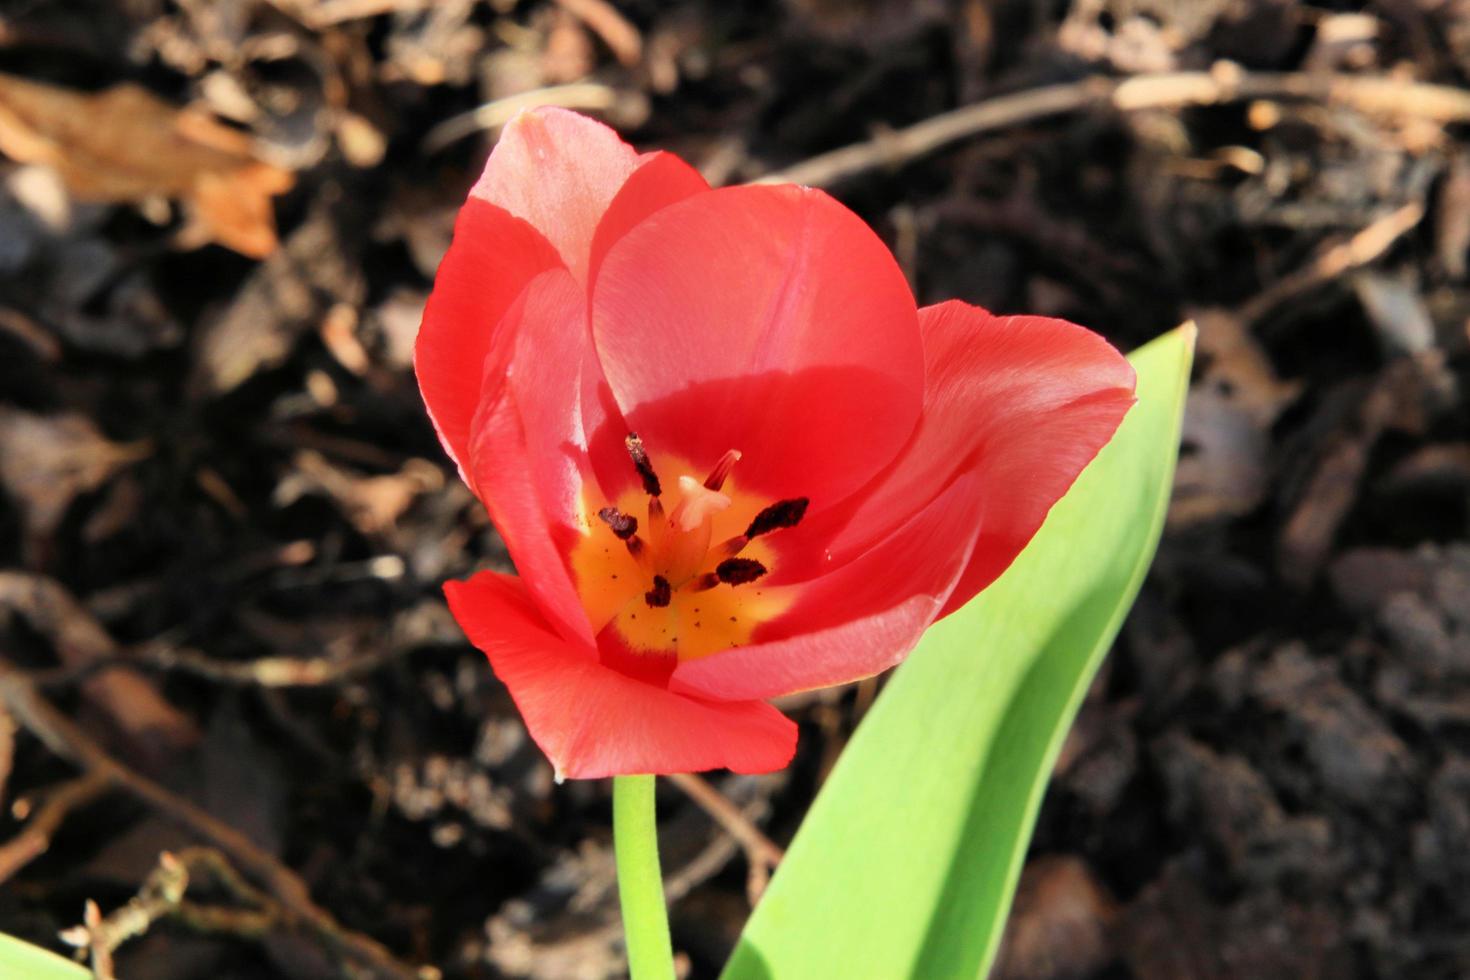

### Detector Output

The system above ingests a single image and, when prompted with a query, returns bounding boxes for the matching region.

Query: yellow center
[569,454,794,663]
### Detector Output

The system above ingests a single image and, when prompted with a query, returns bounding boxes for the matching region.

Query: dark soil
[1,1,1468,978]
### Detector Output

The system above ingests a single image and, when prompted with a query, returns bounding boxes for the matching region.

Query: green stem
[613,774,675,980]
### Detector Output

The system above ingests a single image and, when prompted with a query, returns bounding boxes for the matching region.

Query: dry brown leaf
[1170,309,1301,527]
[277,450,443,536]
[190,195,364,394]
[0,408,151,558]
[0,73,293,257]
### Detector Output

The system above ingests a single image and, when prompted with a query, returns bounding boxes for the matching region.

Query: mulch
[1,1,1468,977]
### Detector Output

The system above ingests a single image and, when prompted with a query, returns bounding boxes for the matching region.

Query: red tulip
[416,109,1135,780]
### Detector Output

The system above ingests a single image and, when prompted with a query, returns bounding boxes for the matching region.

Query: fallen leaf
[0,73,293,257]
[190,194,363,394]
[0,407,151,561]
[1170,309,1300,526]
[276,450,443,536]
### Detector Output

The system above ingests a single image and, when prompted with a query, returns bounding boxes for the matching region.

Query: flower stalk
[613,775,675,980]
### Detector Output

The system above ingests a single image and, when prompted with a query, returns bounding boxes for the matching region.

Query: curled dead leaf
[0,73,293,257]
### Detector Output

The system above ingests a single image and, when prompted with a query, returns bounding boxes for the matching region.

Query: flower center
[570,433,808,683]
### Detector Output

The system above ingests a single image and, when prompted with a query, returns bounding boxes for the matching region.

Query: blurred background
[0,0,1467,977]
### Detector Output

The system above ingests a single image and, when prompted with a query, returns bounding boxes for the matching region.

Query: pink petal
[414,198,561,473]
[472,107,641,287]
[670,472,984,702]
[587,150,710,295]
[446,571,798,779]
[590,184,925,506]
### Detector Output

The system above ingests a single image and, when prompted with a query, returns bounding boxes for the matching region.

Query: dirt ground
[0,0,1468,977]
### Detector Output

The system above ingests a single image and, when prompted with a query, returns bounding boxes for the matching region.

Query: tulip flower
[416,108,1135,781]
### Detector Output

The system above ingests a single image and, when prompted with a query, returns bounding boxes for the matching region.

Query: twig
[0,661,432,980]
[553,0,642,66]
[759,64,1470,187]
[60,847,289,974]
[283,0,432,27]
[422,83,622,152]
[0,771,113,885]
[61,851,189,979]
[1237,201,1427,324]
[0,700,14,805]
[0,572,197,756]
[668,773,783,904]
[133,641,405,687]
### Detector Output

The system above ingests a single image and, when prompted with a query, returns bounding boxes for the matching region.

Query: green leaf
[0,932,90,979]
[723,324,1195,980]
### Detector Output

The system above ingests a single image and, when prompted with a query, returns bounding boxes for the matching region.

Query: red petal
[471,107,641,287]
[587,150,709,294]
[414,198,561,472]
[466,269,597,645]
[816,301,1135,610]
[582,151,709,500]
[446,571,798,779]
[925,305,1134,613]
[670,472,984,702]
[591,184,924,506]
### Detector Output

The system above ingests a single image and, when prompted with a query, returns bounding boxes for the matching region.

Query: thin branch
[61,851,189,979]
[133,641,405,687]
[0,661,431,980]
[422,83,623,153]
[0,572,196,752]
[553,0,642,66]
[668,773,784,905]
[0,700,15,805]
[1237,201,1427,324]
[759,65,1470,187]
[0,771,113,884]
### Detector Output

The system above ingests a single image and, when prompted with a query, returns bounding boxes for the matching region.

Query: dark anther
[625,432,662,497]
[644,575,672,607]
[716,558,767,585]
[745,497,809,538]
[597,507,638,540]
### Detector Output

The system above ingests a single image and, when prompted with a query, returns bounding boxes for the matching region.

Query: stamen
[624,535,649,564]
[745,497,809,538]
[596,507,638,540]
[644,575,672,607]
[625,432,662,497]
[703,449,742,491]
[684,572,720,592]
[712,535,749,559]
[716,558,767,585]
[671,475,731,532]
[647,495,667,553]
